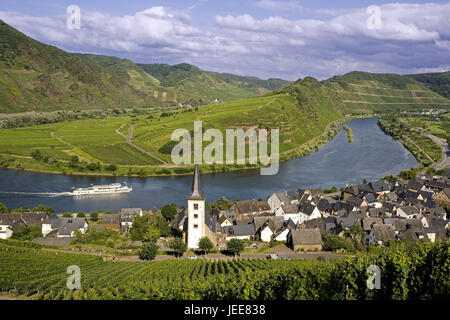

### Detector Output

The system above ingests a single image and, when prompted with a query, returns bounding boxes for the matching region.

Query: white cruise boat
[71,183,132,196]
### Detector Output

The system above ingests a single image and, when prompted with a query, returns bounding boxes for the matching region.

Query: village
[1,164,449,259]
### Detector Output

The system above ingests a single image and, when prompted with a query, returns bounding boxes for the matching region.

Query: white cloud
[0,2,448,80]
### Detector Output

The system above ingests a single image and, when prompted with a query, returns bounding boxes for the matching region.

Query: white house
[275,204,300,224]
[120,208,143,232]
[58,218,88,238]
[0,224,13,239]
[298,204,321,224]
[396,206,421,219]
[267,191,299,213]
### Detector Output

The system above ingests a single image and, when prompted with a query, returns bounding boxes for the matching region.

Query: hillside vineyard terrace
[170,121,280,175]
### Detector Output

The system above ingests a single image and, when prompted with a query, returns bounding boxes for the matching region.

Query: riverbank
[0,115,368,178]
[0,118,418,212]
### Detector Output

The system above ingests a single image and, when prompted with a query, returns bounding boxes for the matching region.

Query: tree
[207,196,233,212]
[31,149,42,161]
[322,232,355,252]
[160,203,177,220]
[76,212,86,218]
[106,164,117,171]
[139,242,158,260]
[0,202,9,213]
[32,205,54,214]
[69,156,79,168]
[348,223,365,247]
[62,212,73,217]
[130,213,171,241]
[143,226,160,243]
[90,211,99,222]
[198,237,214,255]
[227,239,245,257]
[11,226,42,240]
[169,237,187,258]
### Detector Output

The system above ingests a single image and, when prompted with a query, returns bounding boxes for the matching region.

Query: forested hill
[0,20,144,113]
[406,71,450,99]
[274,71,450,115]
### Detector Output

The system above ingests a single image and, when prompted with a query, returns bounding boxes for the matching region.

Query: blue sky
[0,1,449,80]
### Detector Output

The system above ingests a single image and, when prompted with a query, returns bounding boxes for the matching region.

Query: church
[183,164,217,249]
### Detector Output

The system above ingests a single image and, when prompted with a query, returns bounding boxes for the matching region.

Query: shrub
[139,242,158,260]
[322,232,355,252]
[198,237,214,254]
[169,238,187,257]
[227,239,245,256]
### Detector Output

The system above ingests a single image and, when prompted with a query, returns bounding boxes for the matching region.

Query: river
[0,118,418,213]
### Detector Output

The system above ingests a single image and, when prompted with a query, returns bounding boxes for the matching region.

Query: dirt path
[115,124,171,166]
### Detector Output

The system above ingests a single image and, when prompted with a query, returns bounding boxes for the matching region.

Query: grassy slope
[275,72,450,116]
[406,71,450,99]
[0,92,342,167]
[137,63,288,105]
[0,20,144,113]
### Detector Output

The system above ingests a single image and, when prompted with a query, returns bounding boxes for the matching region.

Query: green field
[0,240,448,300]
[0,93,346,175]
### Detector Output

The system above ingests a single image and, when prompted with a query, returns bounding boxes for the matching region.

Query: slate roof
[0,214,26,232]
[372,224,396,242]
[280,204,299,214]
[289,228,323,246]
[358,184,373,194]
[21,212,48,227]
[369,181,390,193]
[254,216,284,231]
[364,193,377,204]
[398,206,420,216]
[298,203,318,216]
[188,164,206,200]
[362,217,383,231]
[235,199,271,215]
[120,208,142,222]
[336,217,360,229]
[317,199,330,211]
[58,218,87,236]
[222,224,255,237]
[103,214,120,225]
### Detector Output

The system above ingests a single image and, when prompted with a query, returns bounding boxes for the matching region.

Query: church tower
[186,164,206,249]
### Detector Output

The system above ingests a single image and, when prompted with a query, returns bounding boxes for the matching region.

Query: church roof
[188,164,206,200]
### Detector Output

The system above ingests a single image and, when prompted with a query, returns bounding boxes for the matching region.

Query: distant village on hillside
[1,165,449,253]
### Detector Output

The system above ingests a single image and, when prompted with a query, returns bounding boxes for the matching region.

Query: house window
[194,214,198,219]
[193,224,198,229]
[194,204,199,210]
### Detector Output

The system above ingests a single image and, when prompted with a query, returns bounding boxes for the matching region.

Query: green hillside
[137,63,288,105]
[74,54,160,87]
[406,71,450,99]
[276,71,450,115]
[0,20,144,113]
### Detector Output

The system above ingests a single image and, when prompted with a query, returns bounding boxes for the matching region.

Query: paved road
[419,130,450,169]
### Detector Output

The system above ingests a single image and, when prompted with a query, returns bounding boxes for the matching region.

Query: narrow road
[403,136,435,165]
[115,124,171,166]
[419,130,450,170]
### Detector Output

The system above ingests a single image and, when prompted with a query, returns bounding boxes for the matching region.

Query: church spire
[188,164,205,200]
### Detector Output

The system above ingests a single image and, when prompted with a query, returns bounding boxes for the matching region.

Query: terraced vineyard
[0,241,448,300]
